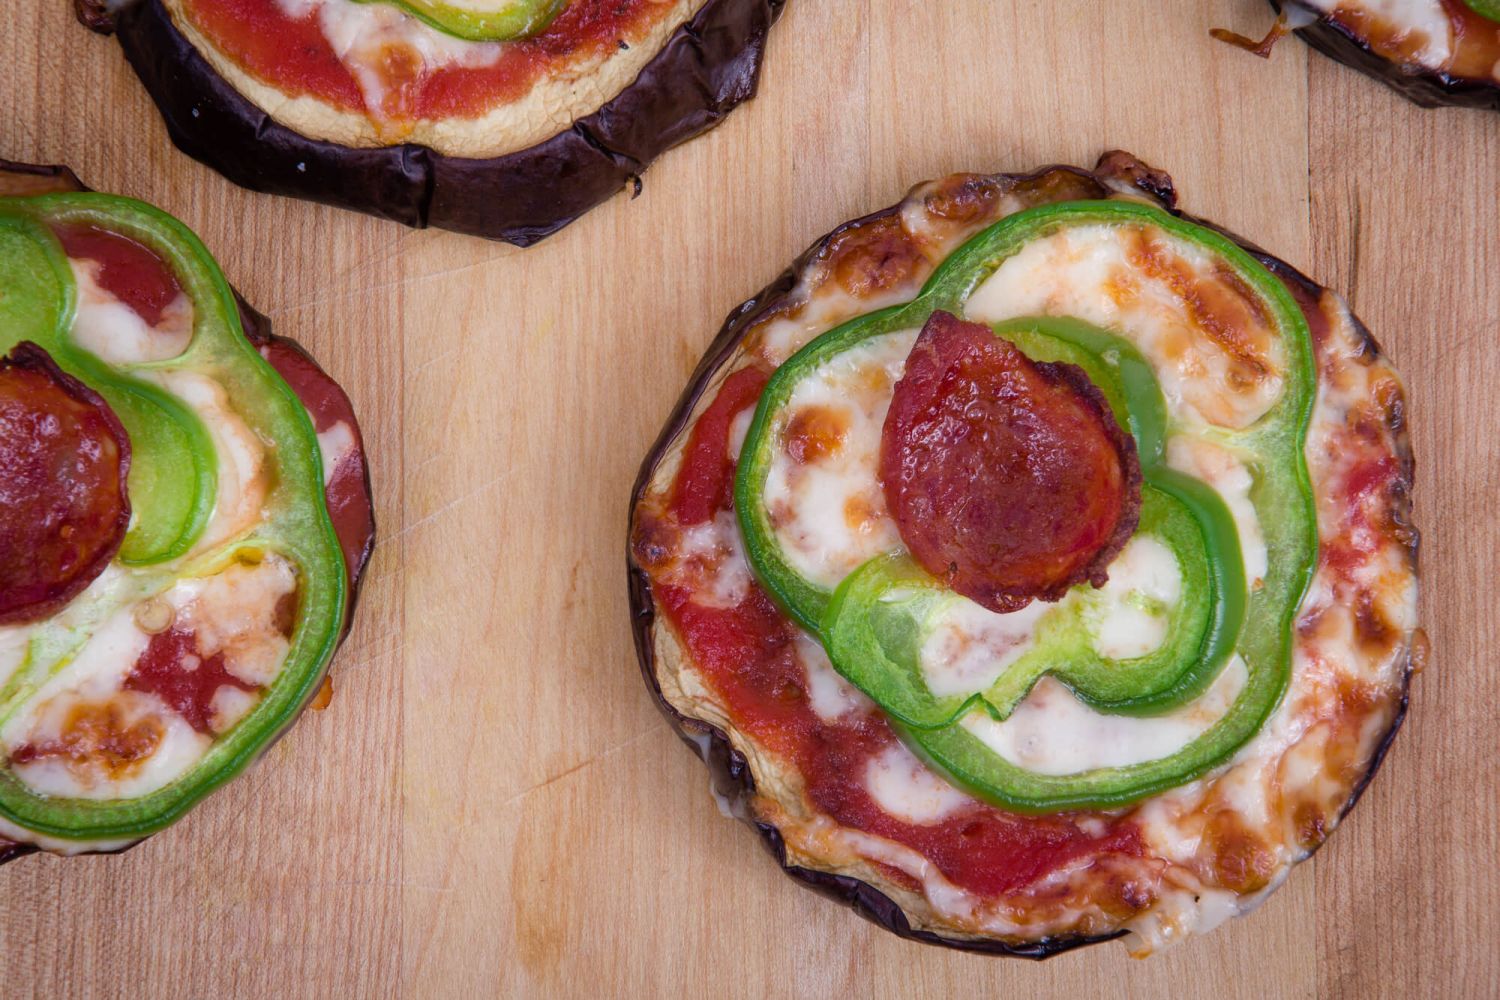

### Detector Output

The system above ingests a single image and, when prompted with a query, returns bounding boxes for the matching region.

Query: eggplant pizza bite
[76,0,786,243]
[0,161,374,861]
[629,152,1421,955]
[1265,0,1500,108]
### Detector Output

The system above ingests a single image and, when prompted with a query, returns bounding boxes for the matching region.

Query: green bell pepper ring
[353,0,568,41]
[823,316,1249,729]
[0,214,215,565]
[734,302,913,633]
[0,192,347,842]
[1462,1,1500,21]
[736,199,1318,812]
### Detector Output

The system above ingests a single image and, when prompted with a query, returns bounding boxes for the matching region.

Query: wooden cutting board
[1,1,1494,996]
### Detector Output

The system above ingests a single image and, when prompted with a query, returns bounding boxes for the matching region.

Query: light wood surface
[1,1,1494,996]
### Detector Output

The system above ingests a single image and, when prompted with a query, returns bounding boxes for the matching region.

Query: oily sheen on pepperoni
[0,342,131,625]
[879,312,1140,613]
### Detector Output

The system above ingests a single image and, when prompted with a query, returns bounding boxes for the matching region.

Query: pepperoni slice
[0,342,131,624]
[879,311,1140,613]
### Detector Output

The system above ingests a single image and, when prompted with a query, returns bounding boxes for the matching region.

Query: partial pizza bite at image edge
[628,151,1421,957]
[77,0,787,243]
[0,159,376,863]
[1272,0,1500,110]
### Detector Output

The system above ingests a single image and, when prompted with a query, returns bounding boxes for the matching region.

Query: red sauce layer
[182,0,672,122]
[55,224,184,327]
[125,627,260,734]
[639,372,1144,901]
[255,336,376,588]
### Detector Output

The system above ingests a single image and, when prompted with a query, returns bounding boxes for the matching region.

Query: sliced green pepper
[1462,1,1500,21]
[735,200,1318,812]
[0,215,214,564]
[355,0,567,41]
[824,318,1248,729]
[0,193,346,842]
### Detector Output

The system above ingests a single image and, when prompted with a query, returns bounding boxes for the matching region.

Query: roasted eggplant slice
[1270,0,1500,109]
[628,152,1421,956]
[77,0,785,244]
[0,160,374,861]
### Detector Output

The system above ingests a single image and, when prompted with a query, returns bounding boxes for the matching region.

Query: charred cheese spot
[1352,589,1397,657]
[829,217,926,299]
[922,174,1004,224]
[1090,857,1163,921]
[843,495,881,536]
[1293,801,1329,851]
[1005,170,1108,208]
[1201,811,1276,894]
[965,222,1286,429]
[1123,229,1274,387]
[630,514,678,573]
[783,405,850,465]
[9,701,165,780]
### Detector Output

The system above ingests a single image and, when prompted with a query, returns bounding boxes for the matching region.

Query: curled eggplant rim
[1273,0,1500,110]
[0,158,378,864]
[626,153,1419,958]
[76,0,787,245]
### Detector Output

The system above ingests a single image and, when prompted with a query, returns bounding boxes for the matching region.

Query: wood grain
[0,0,1491,996]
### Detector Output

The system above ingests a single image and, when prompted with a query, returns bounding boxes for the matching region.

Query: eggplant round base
[628,151,1419,956]
[79,0,785,245]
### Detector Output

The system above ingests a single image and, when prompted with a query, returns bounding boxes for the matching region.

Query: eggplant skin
[626,152,1418,957]
[77,0,786,245]
[1274,0,1500,110]
[0,158,377,864]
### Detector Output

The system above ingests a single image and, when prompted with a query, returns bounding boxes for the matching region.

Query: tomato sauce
[125,627,260,735]
[641,372,1144,901]
[183,0,670,121]
[54,224,184,327]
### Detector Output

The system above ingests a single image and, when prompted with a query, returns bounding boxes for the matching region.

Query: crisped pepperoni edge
[881,311,1143,611]
[0,160,377,864]
[627,151,1419,958]
[0,341,132,626]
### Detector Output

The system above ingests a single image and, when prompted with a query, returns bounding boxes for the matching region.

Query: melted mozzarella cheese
[1089,535,1181,659]
[963,224,1285,430]
[165,554,297,687]
[863,742,974,825]
[762,330,915,587]
[10,691,210,801]
[1301,0,1454,68]
[149,370,269,555]
[1166,435,1268,587]
[795,633,872,722]
[316,420,356,487]
[69,260,193,364]
[275,0,502,121]
[0,606,151,752]
[917,597,1050,698]
[0,555,295,801]
[960,656,1248,776]
[674,512,752,609]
